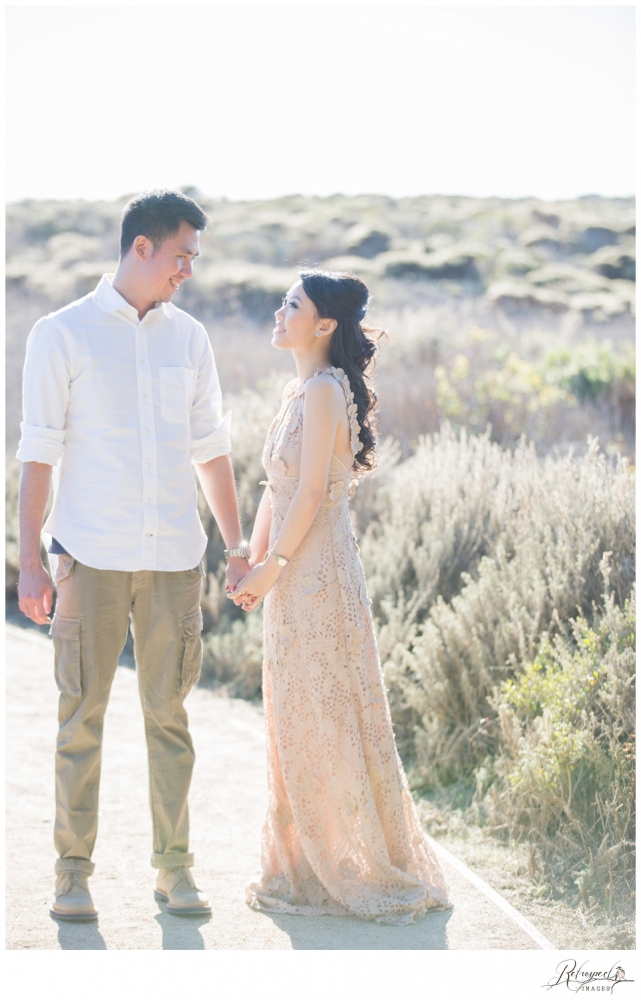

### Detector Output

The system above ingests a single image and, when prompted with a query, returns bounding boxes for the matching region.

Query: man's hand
[225,556,251,596]
[18,561,54,625]
[18,462,54,624]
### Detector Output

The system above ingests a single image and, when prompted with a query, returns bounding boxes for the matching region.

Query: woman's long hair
[300,269,385,472]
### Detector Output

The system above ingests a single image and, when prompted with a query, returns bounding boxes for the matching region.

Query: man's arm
[18,462,54,625]
[194,454,249,589]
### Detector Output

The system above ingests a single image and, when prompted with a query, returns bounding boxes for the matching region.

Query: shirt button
[146,532,153,537]
[142,393,148,400]
[146,463,152,469]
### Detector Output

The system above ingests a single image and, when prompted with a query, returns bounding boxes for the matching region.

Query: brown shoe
[154,867,211,916]
[50,872,98,922]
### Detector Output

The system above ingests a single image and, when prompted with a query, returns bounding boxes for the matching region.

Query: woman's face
[272,280,318,350]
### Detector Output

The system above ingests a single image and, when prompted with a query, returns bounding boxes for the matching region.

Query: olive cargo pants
[49,555,204,876]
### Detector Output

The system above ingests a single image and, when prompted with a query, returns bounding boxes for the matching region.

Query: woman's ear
[318,318,338,337]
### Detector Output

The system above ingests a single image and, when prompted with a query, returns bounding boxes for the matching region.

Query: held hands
[225,556,251,596]
[228,558,281,612]
[18,561,54,625]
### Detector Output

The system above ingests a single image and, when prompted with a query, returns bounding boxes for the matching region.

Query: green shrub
[397,333,636,452]
[543,341,635,405]
[483,578,635,918]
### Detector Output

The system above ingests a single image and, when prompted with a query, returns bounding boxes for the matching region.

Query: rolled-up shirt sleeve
[190,325,232,464]
[16,317,71,466]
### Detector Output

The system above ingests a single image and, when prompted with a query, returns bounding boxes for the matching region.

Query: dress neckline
[296,365,336,385]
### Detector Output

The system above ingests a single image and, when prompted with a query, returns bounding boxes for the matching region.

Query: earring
[315,331,322,337]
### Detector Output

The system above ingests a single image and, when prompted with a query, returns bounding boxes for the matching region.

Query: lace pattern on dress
[248,369,451,923]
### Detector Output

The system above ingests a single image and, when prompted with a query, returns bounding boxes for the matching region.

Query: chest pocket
[159,367,196,423]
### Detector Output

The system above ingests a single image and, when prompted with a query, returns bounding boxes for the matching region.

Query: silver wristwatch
[267,549,289,567]
[224,542,251,560]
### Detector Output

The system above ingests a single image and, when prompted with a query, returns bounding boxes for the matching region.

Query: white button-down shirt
[17,274,232,572]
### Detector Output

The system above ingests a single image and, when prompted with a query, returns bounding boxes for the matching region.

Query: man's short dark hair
[120,189,208,257]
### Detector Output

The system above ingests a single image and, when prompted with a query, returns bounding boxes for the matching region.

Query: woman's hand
[230,559,282,612]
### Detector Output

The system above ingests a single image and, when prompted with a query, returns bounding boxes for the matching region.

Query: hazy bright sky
[6,2,635,203]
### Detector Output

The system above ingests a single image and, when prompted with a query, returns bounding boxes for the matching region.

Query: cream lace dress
[246,367,450,924]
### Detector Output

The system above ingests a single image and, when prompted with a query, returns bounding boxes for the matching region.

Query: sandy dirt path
[6,623,543,950]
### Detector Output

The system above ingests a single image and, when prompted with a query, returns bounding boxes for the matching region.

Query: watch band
[267,549,289,568]
[224,542,251,560]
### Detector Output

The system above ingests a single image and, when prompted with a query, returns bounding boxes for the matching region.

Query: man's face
[145,220,200,304]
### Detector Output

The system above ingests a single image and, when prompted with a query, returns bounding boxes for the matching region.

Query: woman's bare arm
[269,377,341,558]
[232,376,344,607]
[249,486,272,567]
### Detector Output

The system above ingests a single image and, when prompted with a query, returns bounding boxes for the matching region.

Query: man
[17,189,251,921]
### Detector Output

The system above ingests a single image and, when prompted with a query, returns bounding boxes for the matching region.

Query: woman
[231,270,450,923]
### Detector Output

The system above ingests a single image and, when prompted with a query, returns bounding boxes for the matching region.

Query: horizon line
[6,190,637,207]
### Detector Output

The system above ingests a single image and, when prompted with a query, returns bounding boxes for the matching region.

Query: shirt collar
[94,274,171,321]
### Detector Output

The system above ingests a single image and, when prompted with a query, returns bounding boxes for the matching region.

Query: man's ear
[133,235,151,261]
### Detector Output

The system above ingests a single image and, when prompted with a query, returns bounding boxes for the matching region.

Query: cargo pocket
[50,616,82,698]
[179,608,203,698]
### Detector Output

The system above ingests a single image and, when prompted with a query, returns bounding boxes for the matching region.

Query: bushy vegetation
[5,193,635,930]
[5,192,635,454]
[486,583,635,921]
[363,434,634,769]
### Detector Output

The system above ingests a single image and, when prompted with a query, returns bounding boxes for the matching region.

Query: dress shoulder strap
[323,367,362,459]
